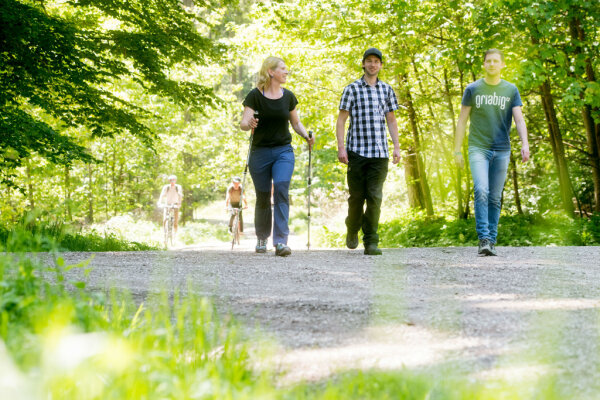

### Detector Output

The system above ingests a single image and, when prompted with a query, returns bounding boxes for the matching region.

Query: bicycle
[228,205,247,250]
[229,207,241,249]
[161,204,179,248]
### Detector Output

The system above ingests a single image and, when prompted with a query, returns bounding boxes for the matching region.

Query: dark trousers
[346,151,388,246]
[249,144,295,245]
[228,202,243,232]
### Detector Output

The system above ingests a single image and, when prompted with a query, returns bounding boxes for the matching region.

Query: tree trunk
[510,151,523,215]
[87,163,94,224]
[569,15,600,212]
[581,104,600,212]
[403,148,425,209]
[104,149,109,221]
[65,165,72,221]
[6,187,14,223]
[411,59,452,201]
[111,140,117,216]
[181,152,194,224]
[539,80,575,215]
[401,74,434,216]
[443,67,466,218]
[26,160,34,210]
[456,65,473,218]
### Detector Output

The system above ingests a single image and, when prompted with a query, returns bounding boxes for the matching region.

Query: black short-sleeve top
[242,87,298,148]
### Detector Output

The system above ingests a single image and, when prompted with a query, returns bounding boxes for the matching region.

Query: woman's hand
[241,106,259,131]
[306,132,315,151]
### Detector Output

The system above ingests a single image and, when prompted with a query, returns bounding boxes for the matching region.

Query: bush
[320,210,600,248]
[0,214,158,252]
[177,220,230,245]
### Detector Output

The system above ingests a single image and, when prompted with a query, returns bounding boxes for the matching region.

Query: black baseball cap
[363,48,383,62]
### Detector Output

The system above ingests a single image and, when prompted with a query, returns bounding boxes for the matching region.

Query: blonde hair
[257,56,285,91]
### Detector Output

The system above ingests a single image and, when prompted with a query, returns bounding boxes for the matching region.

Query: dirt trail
[50,246,600,396]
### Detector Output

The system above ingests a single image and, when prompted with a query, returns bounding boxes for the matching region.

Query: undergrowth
[319,211,600,248]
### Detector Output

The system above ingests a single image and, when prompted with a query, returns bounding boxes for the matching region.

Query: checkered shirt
[339,77,399,158]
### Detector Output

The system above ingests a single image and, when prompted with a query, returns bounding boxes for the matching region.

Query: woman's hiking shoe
[489,242,497,256]
[275,243,292,257]
[478,239,492,256]
[364,244,382,255]
[255,239,267,253]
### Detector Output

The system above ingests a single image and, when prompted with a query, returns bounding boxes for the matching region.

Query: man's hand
[455,153,464,169]
[521,144,530,162]
[392,148,401,164]
[338,147,348,164]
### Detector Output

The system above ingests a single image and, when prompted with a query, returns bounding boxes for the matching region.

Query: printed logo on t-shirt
[475,92,511,110]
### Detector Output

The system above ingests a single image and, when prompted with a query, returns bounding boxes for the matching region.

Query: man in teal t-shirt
[454,49,530,256]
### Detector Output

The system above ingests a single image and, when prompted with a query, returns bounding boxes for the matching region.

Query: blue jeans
[469,147,510,244]
[249,144,295,245]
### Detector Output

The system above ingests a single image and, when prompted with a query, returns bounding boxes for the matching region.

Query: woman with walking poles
[240,56,315,256]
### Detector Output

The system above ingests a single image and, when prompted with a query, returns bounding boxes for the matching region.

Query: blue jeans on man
[468,147,511,244]
[249,144,295,246]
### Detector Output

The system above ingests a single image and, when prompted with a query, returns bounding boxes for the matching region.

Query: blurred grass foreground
[0,229,270,399]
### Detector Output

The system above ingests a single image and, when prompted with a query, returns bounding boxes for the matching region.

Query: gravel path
[50,246,600,396]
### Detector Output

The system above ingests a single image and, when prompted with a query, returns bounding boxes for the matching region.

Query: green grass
[284,370,566,400]
[318,211,600,248]
[0,223,157,252]
[0,212,171,252]
[0,230,270,399]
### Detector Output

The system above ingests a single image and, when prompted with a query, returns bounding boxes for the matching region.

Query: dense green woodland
[2,1,600,396]
[1,0,600,235]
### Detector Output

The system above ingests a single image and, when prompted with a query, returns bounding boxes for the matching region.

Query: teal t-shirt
[461,79,522,151]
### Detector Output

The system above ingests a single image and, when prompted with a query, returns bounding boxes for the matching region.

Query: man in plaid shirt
[336,48,401,255]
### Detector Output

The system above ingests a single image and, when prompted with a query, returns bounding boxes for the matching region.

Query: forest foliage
[1,0,600,234]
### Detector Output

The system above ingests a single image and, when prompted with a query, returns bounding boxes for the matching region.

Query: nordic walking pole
[236,110,258,249]
[307,130,313,250]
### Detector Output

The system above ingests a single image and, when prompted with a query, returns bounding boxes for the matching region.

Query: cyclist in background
[158,175,183,235]
[225,176,248,233]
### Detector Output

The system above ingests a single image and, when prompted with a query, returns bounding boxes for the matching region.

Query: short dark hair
[484,49,504,62]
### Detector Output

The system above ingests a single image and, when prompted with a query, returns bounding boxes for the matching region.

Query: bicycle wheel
[235,216,241,245]
[231,213,239,250]
[168,215,174,247]
[163,218,169,248]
